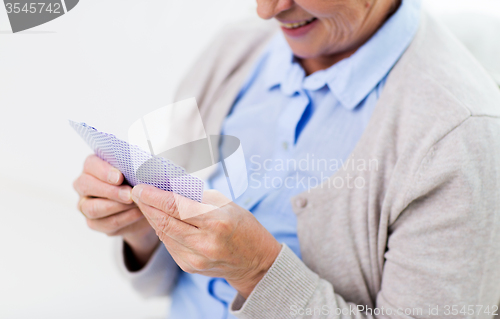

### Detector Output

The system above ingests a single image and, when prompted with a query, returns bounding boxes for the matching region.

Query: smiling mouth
[279,17,317,29]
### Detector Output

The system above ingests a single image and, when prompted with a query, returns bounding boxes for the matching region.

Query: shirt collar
[262,0,421,110]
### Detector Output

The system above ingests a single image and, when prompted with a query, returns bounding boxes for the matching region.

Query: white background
[0,1,499,318]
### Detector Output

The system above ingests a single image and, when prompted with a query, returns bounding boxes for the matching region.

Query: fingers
[74,173,133,204]
[131,185,182,219]
[134,197,198,244]
[86,207,145,236]
[131,185,219,222]
[83,154,124,186]
[79,197,136,219]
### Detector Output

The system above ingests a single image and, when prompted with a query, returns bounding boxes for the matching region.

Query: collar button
[295,197,308,208]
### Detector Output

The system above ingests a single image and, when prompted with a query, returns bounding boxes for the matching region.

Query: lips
[278,17,318,37]
[279,17,317,30]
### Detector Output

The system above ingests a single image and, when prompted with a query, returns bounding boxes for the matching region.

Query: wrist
[123,230,159,269]
[229,240,282,298]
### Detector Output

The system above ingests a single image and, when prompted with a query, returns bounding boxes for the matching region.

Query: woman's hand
[131,184,282,298]
[73,155,159,267]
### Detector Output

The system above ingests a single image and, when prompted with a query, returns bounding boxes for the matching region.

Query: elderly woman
[73,0,500,318]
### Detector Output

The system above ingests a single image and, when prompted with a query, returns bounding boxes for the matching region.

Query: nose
[256,0,294,20]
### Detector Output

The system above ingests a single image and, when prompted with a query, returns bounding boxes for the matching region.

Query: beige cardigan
[117,10,500,319]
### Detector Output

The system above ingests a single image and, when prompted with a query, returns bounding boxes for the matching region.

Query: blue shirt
[169,1,420,318]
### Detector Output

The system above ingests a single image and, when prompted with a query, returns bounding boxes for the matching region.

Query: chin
[288,44,322,60]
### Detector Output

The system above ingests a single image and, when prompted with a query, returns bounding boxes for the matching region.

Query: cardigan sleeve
[230,116,500,318]
[114,238,180,298]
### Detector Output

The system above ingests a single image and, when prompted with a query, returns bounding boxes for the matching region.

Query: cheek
[282,19,350,59]
[296,0,366,34]
[295,4,367,54]
[319,16,355,45]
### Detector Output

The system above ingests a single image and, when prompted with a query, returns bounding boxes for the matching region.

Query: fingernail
[131,186,143,202]
[119,188,132,202]
[108,168,121,184]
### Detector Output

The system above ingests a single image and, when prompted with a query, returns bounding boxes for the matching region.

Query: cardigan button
[295,197,308,208]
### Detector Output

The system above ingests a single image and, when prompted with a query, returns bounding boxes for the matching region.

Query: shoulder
[369,12,500,217]
[378,11,500,170]
[388,11,500,120]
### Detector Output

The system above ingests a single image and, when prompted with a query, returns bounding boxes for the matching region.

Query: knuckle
[157,215,173,233]
[132,210,145,223]
[125,207,139,219]
[76,175,91,196]
[189,255,208,271]
[155,230,165,242]
[200,242,218,260]
[160,195,177,213]
[210,245,224,260]
[83,154,99,172]
[212,219,233,234]
[86,218,96,230]
[83,155,94,173]
[83,200,96,218]
[197,242,209,255]
[177,261,194,274]
[96,200,122,218]
[88,199,100,219]
[107,229,121,237]
[76,197,84,211]
[127,207,142,221]
[72,178,80,192]
[116,186,132,203]
[73,175,89,195]
[108,214,121,230]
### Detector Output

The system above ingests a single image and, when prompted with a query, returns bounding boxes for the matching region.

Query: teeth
[280,18,315,29]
